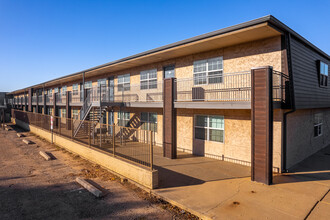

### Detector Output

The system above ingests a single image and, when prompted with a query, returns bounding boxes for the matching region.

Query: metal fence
[12,109,154,169]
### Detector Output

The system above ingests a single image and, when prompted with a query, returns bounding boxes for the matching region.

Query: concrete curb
[151,191,211,220]
[76,177,103,198]
[39,151,51,161]
[22,139,32,144]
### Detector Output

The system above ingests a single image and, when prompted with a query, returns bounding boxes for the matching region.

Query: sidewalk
[153,146,330,219]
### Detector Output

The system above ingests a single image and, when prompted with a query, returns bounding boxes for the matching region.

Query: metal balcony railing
[70,90,83,104]
[100,81,163,103]
[32,96,37,105]
[175,71,251,102]
[38,95,43,104]
[56,93,66,105]
[46,95,53,105]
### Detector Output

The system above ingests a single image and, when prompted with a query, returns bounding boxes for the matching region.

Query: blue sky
[0,0,329,91]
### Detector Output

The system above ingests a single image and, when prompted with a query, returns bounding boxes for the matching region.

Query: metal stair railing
[73,91,93,137]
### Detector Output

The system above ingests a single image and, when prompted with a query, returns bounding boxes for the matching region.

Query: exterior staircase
[73,89,108,138]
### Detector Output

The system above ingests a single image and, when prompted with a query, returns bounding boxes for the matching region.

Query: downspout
[282,32,296,173]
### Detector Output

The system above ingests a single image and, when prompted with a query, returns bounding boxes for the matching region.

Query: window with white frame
[48,89,53,97]
[140,69,157,90]
[314,113,323,137]
[84,81,92,89]
[193,57,223,85]
[72,84,79,95]
[62,109,66,118]
[319,61,328,87]
[54,88,58,94]
[97,78,107,95]
[118,74,130,91]
[118,111,130,127]
[62,86,67,96]
[72,109,79,119]
[141,112,157,132]
[194,115,224,142]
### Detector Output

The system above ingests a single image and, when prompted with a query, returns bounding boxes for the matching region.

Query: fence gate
[251,66,273,185]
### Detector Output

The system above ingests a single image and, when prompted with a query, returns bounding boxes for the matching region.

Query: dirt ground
[0,124,198,220]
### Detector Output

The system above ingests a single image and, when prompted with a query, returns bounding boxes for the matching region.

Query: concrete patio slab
[152,145,330,219]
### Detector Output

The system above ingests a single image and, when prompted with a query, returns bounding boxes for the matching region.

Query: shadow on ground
[274,145,330,184]
[0,183,162,220]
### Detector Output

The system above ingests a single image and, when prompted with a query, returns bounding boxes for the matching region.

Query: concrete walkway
[153,146,330,219]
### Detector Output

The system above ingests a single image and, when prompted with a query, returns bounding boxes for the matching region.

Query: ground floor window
[62,109,66,118]
[314,113,323,137]
[118,111,130,127]
[141,112,157,132]
[48,107,53,116]
[194,115,224,142]
[72,109,79,120]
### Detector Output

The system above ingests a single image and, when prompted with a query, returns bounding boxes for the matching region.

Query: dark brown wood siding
[290,36,330,109]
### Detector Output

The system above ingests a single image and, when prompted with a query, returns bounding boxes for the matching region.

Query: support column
[28,88,33,112]
[163,78,177,159]
[251,66,273,185]
[66,91,71,130]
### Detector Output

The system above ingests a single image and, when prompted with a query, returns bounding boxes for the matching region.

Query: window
[72,109,79,119]
[62,109,66,118]
[140,69,157,89]
[84,81,92,89]
[72,84,79,95]
[62,86,67,96]
[48,89,53,97]
[97,78,107,95]
[141,112,157,132]
[164,65,175,79]
[314,113,323,137]
[118,112,130,127]
[118,74,130,91]
[54,88,58,93]
[194,115,224,142]
[319,61,329,87]
[193,57,223,85]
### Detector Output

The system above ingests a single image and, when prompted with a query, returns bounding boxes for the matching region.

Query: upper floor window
[193,57,223,85]
[62,86,67,96]
[319,61,328,87]
[72,84,79,95]
[85,81,92,89]
[97,78,107,94]
[118,74,130,91]
[140,69,157,90]
[54,88,58,93]
[164,65,175,79]
[194,115,224,143]
[48,89,53,97]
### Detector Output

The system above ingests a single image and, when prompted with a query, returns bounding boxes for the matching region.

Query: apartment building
[10,15,329,185]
